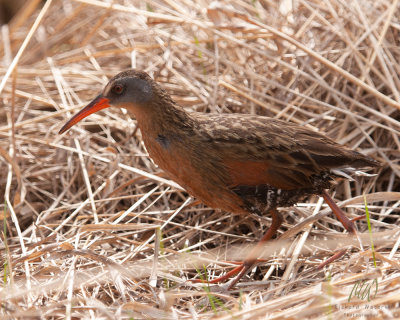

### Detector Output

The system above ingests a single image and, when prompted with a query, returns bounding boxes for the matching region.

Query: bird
[59,69,379,289]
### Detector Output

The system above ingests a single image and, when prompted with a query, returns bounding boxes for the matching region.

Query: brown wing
[195,113,378,190]
[223,160,304,190]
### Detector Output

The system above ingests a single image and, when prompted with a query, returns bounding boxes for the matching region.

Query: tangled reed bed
[0,0,400,318]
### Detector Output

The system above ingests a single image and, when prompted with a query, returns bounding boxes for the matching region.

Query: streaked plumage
[59,69,379,288]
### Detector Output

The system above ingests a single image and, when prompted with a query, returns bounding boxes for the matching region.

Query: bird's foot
[191,209,282,290]
[317,248,348,270]
[316,215,366,270]
[190,259,264,289]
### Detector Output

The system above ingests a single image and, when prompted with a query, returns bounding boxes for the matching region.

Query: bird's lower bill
[58,95,110,134]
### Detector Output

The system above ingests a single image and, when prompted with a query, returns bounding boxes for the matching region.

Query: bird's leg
[225,209,282,289]
[317,248,348,270]
[318,190,364,269]
[322,190,356,234]
[317,214,365,269]
[191,210,283,289]
[322,190,363,248]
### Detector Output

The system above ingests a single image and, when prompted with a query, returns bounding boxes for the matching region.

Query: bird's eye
[112,84,124,95]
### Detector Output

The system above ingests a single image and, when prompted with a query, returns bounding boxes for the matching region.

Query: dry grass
[1,0,400,319]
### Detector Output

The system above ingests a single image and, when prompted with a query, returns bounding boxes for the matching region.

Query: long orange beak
[59,95,110,134]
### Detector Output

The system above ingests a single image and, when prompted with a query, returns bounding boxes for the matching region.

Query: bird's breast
[141,130,248,214]
[142,131,203,190]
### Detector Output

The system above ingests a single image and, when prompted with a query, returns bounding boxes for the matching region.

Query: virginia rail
[59,70,379,289]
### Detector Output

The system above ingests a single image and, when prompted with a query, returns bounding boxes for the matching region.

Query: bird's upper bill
[59,95,110,134]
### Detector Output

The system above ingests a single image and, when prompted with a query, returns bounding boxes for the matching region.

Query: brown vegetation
[0,0,399,318]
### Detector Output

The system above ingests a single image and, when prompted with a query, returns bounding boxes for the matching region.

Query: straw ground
[1,0,400,319]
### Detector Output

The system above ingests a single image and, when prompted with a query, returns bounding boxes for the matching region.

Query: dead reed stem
[0,0,399,319]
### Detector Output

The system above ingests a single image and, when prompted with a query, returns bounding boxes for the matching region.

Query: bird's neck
[133,98,196,138]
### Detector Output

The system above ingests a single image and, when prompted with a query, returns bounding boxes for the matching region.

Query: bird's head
[59,69,161,134]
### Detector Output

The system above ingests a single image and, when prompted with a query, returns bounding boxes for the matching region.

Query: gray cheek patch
[125,78,153,104]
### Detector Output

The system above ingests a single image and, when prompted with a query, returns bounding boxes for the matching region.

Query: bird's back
[193,112,378,177]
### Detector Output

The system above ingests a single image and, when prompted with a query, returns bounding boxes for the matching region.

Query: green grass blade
[363,194,377,268]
